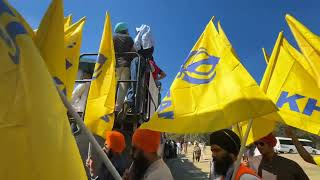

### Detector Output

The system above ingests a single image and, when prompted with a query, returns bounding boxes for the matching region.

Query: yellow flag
[239,33,284,145]
[269,34,320,135]
[5,2,34,38]
[232,124,243,140]
[262,48,269,63]
[141,18,277,133]
[239,32,319,145]
[64,17,86,100]
[286,14,320,87]
[84,12,116,137]
[34,0,67,95]
[247,32,320,137]
[64,14,72,30]
[0,1,86,179]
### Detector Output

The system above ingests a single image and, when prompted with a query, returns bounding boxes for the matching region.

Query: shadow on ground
[166,155,210,180]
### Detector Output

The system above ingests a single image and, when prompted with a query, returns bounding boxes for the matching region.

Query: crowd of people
[84,21,319,180]
[85,126,320,180]
[86,129,174,180]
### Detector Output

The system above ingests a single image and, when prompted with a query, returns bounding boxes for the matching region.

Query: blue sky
[10,0,320,93]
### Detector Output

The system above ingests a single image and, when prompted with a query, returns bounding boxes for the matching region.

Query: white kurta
[143,159,173,180]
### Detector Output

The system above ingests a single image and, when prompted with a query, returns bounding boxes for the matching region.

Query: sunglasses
[131,146,137,153]
[255,141,265,146]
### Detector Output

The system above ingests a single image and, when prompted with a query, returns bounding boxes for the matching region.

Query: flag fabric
[269,33,320,135]
[239,31,320,144]
[0,1,86,179]
[238,34,284,145]
[34,0,67,95]
[64,14,72,30]
[262,48,269,63]
[245,32,320,137]
[141,18,277,133]
[4,1,34,38]
[286,14,320,87]
[64,17,86,100]
[84,12,116,137]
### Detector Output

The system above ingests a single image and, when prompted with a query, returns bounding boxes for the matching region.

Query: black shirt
[258,155,309,180]
[113,33,134,67]
[96,154,128,180]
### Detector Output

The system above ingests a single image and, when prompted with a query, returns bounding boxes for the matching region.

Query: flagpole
[57,89,122,180]
[231,119,253,180]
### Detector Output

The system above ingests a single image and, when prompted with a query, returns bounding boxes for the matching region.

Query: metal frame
[77,52,158,122]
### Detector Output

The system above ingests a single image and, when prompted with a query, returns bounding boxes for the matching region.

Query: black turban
[209,129,241,156]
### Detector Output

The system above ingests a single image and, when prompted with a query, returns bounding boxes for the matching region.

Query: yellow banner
[64,14,72,30]
[286,14,320,87]
[241,32,320,143]
[64,17,86,100]
[0,1,86,179]
[84,12,116,137]
[267,33,320,135]
[141,18,277,133]
[34,0,66,95]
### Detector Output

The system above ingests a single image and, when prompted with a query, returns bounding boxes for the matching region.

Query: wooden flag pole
[231,119,253,180]
[57,89,122,180]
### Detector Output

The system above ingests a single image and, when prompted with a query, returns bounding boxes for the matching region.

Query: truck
[69,53,161,177]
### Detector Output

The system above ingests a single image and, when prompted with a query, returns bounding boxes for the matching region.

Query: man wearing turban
[252,133,308,180]
[209,129,259,180]
[123,129,173,180]
[93,131,129,180]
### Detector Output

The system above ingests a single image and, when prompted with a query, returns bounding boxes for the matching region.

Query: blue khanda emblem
[177,47,219,85]
[65,41,77,70]
[157,92,174,119]
[66,59,72,70]
[53,76,66,95]
[157,48,219,120]
[92,54,107,79]
[100,114,111,123]
[0,0,28,64]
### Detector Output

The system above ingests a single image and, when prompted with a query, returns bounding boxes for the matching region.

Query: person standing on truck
[118,24,157,121]
[113,22,136,111]
[134,24,154,60]
[134,24,166,103]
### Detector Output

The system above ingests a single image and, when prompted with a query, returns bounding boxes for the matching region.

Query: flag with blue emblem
[34,0,67,95]
[64,17,86,100]
[240,32,320,145]
[286,14,320,88]
[141,18,277,133]
[0,1,86,179]
[84,12,116,137]
[262,32,320,135]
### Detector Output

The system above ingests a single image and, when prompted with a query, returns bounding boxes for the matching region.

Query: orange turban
[105,131,126,153]
[132,129,161,153]
[259,133,277,147]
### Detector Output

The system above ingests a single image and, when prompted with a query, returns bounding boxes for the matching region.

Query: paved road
[166,146,320,179]
[282,154,320,179]
[166,146,210,179]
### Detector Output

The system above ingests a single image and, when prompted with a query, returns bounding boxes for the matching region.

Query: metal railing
[76,52,158,122]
